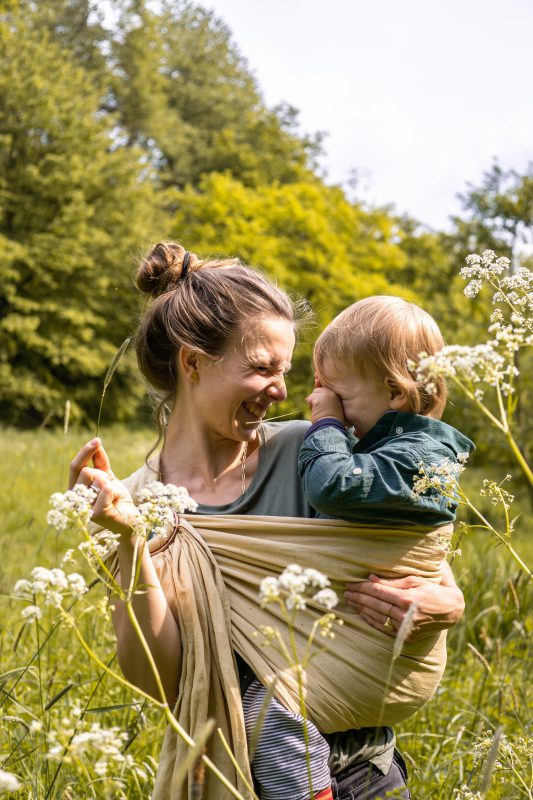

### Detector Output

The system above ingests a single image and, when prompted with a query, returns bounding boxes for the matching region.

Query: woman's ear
[384,378,410,411]
[178,346,201,383]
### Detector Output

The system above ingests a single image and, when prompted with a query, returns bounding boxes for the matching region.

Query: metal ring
[91,484,101,499]
[383,616,394,631]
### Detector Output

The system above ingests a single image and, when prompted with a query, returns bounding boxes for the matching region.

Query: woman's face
[195,315,296,443]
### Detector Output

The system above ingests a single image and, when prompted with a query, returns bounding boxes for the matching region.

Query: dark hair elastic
[181,251,191,280]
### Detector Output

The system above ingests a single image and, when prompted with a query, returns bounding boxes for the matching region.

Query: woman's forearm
[111,534,182,707]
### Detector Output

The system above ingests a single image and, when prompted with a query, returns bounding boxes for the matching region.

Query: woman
[70,242,464,800]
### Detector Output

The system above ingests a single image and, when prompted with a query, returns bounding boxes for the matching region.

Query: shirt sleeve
[298,423,449,519]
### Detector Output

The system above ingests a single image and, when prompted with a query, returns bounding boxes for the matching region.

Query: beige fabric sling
[116,465,452,800]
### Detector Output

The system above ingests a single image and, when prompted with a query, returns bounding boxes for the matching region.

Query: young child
[243,295,474,800]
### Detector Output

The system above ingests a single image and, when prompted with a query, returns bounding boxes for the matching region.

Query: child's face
[318,357,394,438]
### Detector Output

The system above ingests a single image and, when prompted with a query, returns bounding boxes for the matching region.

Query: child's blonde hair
[314,295,447,418]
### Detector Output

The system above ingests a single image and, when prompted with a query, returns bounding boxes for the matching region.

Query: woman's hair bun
[136,241,199,297]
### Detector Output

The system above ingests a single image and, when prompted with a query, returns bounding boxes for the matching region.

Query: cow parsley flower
[312,588,338,610]
[21,605,42,622]
[136,481,198,538]
[412,457,468,507]
[14,567,88,619]
[260,565,338,613]
[47,484,98,532]
[0,769,21,791]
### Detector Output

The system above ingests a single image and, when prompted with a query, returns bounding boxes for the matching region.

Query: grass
[0,425,531,798]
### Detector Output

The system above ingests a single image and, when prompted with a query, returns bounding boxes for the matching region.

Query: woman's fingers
[91,440,115,478]
[345,586,403,618]
[88,473,139,536]
[69,438,114,489]
[345,579,413,612]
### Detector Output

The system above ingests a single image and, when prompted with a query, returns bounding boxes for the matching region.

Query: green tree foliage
[0,15,161,425]
[110,0,321,188]
[449,161,533,259]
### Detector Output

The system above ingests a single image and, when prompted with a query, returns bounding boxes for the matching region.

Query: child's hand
[306,386,344,423]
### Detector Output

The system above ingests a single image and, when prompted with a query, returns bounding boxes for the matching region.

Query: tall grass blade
[95,336,131,436]
[169,719,216,795]
[44,682,76,711]
[480,725,503,795]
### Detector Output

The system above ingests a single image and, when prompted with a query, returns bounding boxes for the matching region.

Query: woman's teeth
[244,402,266,419]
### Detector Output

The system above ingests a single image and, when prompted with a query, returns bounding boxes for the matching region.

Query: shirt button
[353,467,363,475]
[395,427,403,434]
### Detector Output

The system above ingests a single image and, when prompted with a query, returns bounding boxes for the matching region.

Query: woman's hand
[69,438,140,536]
[345,563,465,641]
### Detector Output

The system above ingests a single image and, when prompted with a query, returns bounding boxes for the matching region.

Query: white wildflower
[260,565,337,614]
[13,579,32,596]
[302,568,330,590]
[47,484,98,532]
[78,528,121,563]
[60,549,76,567]
[136,481,198,538]
[259,576,280,605]
[278,570,307,595]
[312,588,339,610]
[21,605,42,622]
[15,566,88,616]
[285,592,307,611]
[412,458,466,506]
[0,769,21,791]
[67,573,88,596]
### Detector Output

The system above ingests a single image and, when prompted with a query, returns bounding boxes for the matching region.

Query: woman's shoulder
[261,419,310,447]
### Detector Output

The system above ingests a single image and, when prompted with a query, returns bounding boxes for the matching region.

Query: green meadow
[0,426,531,799]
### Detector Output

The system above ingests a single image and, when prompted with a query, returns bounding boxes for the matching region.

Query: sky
[202,0,533,231]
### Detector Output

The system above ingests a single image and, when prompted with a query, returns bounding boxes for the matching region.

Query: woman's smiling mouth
[243,401,268,420]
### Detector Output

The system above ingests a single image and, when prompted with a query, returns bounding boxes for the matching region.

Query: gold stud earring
[191,371,199,383]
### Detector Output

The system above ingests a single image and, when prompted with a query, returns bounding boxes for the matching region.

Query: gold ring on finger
[383,616,394,631]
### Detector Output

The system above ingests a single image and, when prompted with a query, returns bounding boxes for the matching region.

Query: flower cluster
[136,481,198,538]
[479,476,515,512]
[461,250,533,332]
[412,343,516,401]
[14,567,88,619]
[259,564,338,612]
[0,769,21,792]
[460,250,510,290]
[45,703,147,781]
[412,252,532,407]
[412,454,469,507]
[78,528,121,565]
[47,484,97,532]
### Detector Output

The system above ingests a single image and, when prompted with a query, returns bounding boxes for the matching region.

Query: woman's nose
[266,375,287,402]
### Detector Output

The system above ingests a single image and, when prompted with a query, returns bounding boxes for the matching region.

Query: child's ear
[384,378,409,410]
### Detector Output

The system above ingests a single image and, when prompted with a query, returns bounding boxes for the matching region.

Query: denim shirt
[298,411,475,527]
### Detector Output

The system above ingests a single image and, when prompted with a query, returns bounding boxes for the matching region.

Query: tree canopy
[1,0,530,437]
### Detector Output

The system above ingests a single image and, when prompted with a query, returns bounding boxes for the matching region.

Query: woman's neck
[159,407,259,506]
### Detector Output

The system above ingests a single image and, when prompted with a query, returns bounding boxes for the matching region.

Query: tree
[110,0,321,188]
[0,16,161,425]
